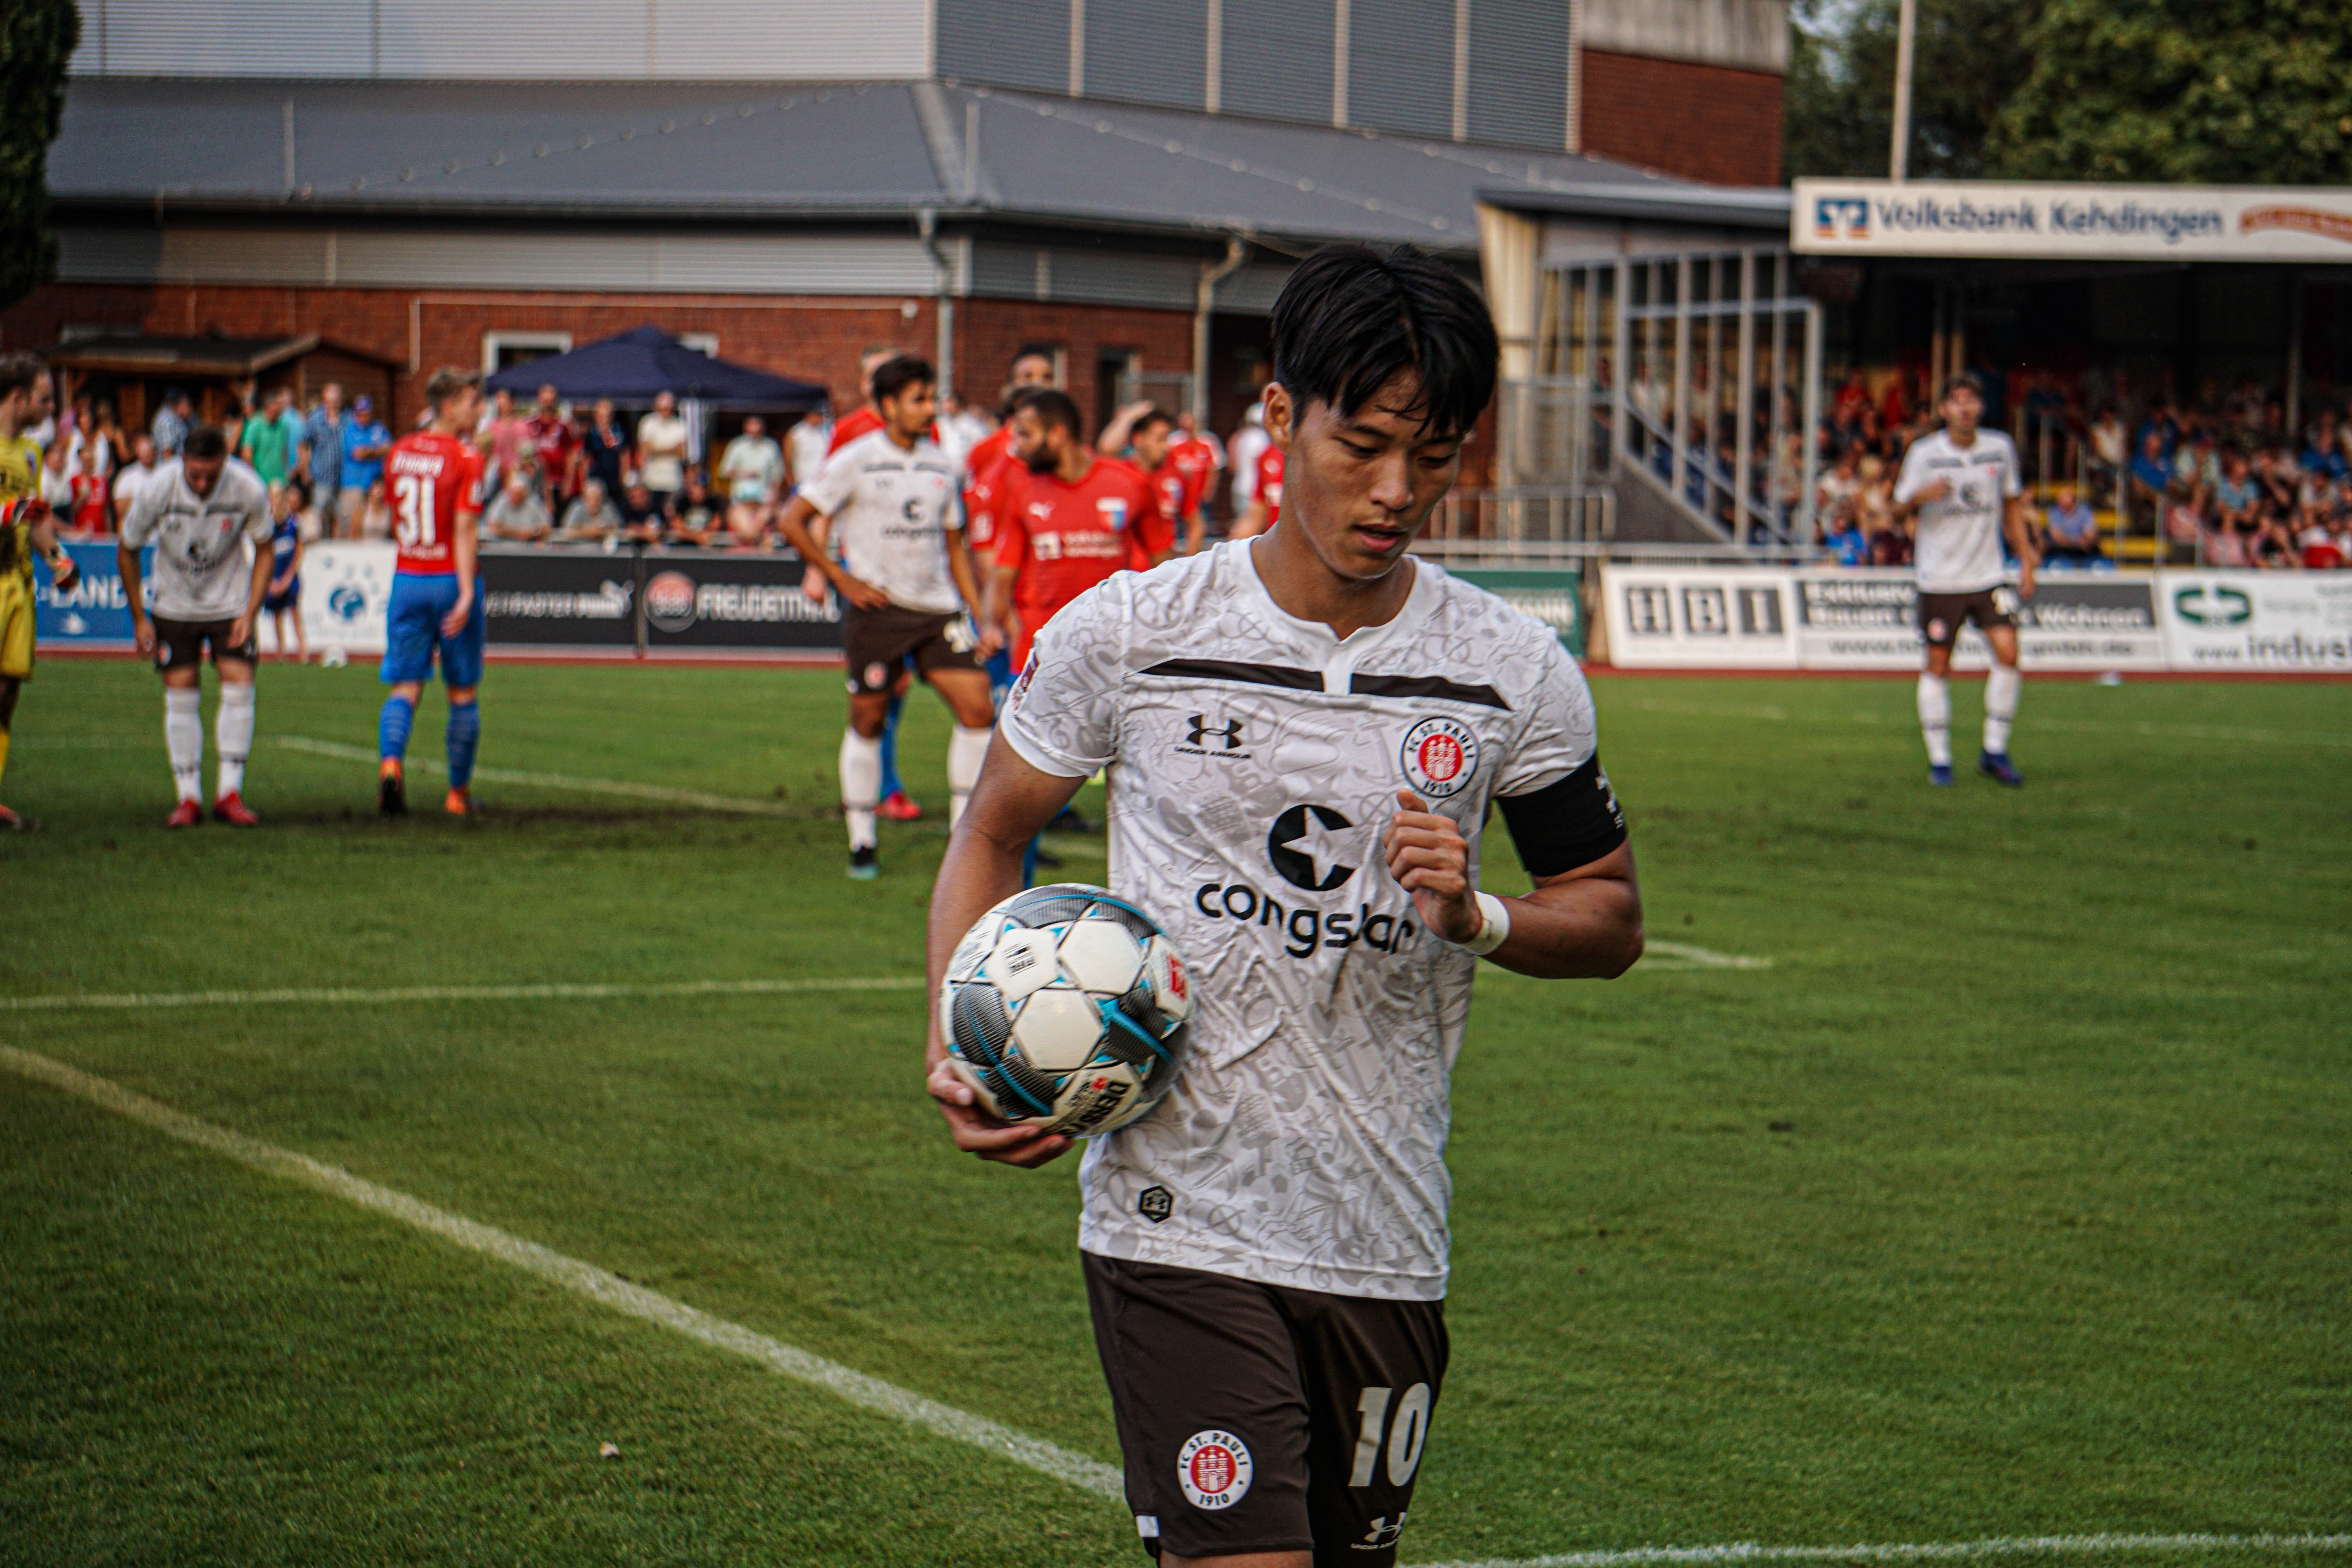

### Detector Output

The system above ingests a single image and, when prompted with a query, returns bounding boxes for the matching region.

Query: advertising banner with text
[1794,178,2352,263]
[258,542,397,657]
[1602,566,2171,672]
[2159,572,2352,671]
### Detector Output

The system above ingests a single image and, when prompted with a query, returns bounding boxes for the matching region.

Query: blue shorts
[381,572,486,687]
[263,578,301,613]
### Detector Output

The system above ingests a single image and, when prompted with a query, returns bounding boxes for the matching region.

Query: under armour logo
[1186,715,1243,750]
[1356,1513,1409,1550]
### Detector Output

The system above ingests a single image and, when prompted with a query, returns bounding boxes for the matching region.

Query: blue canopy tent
[483,325,827,409]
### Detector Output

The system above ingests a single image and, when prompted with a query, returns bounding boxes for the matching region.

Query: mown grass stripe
[0,977,926,1013]
[276,734,806,815]
[0,1045,1126,1500]
[1417,1531,2352,1568]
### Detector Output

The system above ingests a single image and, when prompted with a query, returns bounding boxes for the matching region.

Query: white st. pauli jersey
[796,428,963,615]
[1000,542,1615,1302]
[1894,427,2022,594]
[117,457,274,621]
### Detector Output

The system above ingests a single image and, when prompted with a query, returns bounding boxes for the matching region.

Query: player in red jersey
[1122,406,1210,558]
[377,368,488,818]
[1232,440,1285,539]
[984,388,1165,668]
[958,345,1059,556]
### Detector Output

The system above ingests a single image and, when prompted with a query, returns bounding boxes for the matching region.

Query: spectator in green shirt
[240,386,303,484]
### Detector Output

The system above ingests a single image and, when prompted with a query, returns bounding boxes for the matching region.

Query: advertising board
[258,542,397,657]
[1602,566,2168,672]
[34,542,145,647]
[2159,572,2352,671]
[639,553,841,651]
[1794,178,2352,263]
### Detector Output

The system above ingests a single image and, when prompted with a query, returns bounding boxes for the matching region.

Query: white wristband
[1457,891,1511,957]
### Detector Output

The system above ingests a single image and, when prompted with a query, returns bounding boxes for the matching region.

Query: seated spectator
[2127,429,2171,525]
[2087,405,2127,495]
[555,479,623,542]
[354,477,393,540]
[483,468,552,542]
[719,416,784,544]
[2161,486,2205,563]
[619,479,666,543]
[2043,485,2103,566]
[2204,514,2258,568]
[1819,507,1868,566]
[666,470,722,547]
[2299,407,2345,481]
[2214,450,2259,533]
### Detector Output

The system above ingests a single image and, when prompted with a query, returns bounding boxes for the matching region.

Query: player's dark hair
[425,367,479,410]
[1012,344,1057,371]
[1269,244,1497,439]
[182,424,228,460]
[0,352,45,401]
[871,354,935,405]
[1012,386,1082,437]
[1941,372,1986,402]
[1134,406,1174,434]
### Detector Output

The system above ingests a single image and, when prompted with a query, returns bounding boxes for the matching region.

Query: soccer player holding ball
[927,245,1644,1567]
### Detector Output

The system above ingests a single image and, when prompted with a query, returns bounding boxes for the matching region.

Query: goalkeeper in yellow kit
[0,353,83,829]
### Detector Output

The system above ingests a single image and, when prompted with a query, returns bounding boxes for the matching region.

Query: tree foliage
[1783,0,2036,181]
[0,0,78,312]
[1987,0,2352,183]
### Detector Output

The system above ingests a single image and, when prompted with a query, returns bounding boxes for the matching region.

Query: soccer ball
[940,883,1191,1136]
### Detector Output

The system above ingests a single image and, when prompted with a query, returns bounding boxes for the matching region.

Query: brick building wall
[2,283,1201,440]
[1578,49,1783,187]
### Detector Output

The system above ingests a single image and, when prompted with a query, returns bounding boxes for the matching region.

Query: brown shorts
[1918,586,2016,648]
[152,615,257,671]
[840,602,981,694]
[1083,1253,1447,1567]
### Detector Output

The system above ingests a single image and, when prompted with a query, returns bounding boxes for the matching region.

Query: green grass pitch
[0,657,2345,1567]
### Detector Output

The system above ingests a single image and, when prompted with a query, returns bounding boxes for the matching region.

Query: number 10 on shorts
[1350,1383,1432,1487]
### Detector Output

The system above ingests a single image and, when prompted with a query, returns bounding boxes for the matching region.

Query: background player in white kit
[777,355,1000,878]
[925,246,1644,1567]
[117,425,275,826]
[1893,374,2038,787]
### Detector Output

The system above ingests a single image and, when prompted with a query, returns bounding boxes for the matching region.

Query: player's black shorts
[1918,587,2016,648]
[841,602,981,694]
[152,614,257,671]
[1083,1253,1447,1567]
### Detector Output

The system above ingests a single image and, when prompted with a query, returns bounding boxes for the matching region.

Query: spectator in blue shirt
[2128,428,2172,526]
[2298,407,2345,482]
[301,383,346,527]
[337,395,391,539]
[2042,484,2103,566]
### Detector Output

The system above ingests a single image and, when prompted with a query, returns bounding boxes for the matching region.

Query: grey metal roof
[53,76,1742,250]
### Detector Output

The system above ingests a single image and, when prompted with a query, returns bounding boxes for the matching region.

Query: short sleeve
[240,477,274,540]
[1999,440,2024,497]
[458,448,487,513]
[118,472,163,547]
[998,575,1129,779]
[992,497,1031,570]
[1131,474,1174,558]
[1494,633,1626,877]
[798,442,860,517]
[1497,632,1599,797]
[1891,440,1931,504]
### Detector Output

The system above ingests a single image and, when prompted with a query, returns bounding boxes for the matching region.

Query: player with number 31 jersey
[377,369,490,817]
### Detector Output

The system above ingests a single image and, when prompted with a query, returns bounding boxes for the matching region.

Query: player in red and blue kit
[377,368,488,817]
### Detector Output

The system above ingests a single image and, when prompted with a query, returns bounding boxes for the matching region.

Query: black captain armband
[1495,753,1628,877]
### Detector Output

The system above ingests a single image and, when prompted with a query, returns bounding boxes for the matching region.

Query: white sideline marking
[276,735,805,815]
[0,976,925,1014]
[0,1045,1125,1501]
[1414,1532,2352,1568]
[1642,940,1771,971]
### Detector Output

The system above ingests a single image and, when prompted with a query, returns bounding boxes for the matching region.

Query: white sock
[1984,662,2021,756]
[840,728,881,852]
[164,688,204,802]
[215,682,255,799]
[1916,672,1952,768]
[947,724,991,829]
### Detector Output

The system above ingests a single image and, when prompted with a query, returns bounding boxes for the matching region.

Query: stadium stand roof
[50,77,1764,253]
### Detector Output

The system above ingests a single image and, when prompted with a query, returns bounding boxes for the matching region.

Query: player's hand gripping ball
[939,884,1191,1136]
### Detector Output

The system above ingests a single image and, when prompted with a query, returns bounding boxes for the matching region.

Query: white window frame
[480,330,573,374]
[678,332,720,358]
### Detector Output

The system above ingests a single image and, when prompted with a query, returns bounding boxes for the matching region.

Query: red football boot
[878,789,924,822]
[166,799,204,828]
[213,792,261,826]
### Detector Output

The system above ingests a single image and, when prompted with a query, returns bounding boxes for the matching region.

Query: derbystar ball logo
[646,570,697,632]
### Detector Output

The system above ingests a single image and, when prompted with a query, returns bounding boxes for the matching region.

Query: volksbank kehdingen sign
[1792,179,2352,261]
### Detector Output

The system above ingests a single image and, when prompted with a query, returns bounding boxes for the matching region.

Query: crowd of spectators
[1805,367,2352,571]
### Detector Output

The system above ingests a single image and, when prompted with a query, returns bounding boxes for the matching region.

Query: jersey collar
[1230,539,1442,695]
